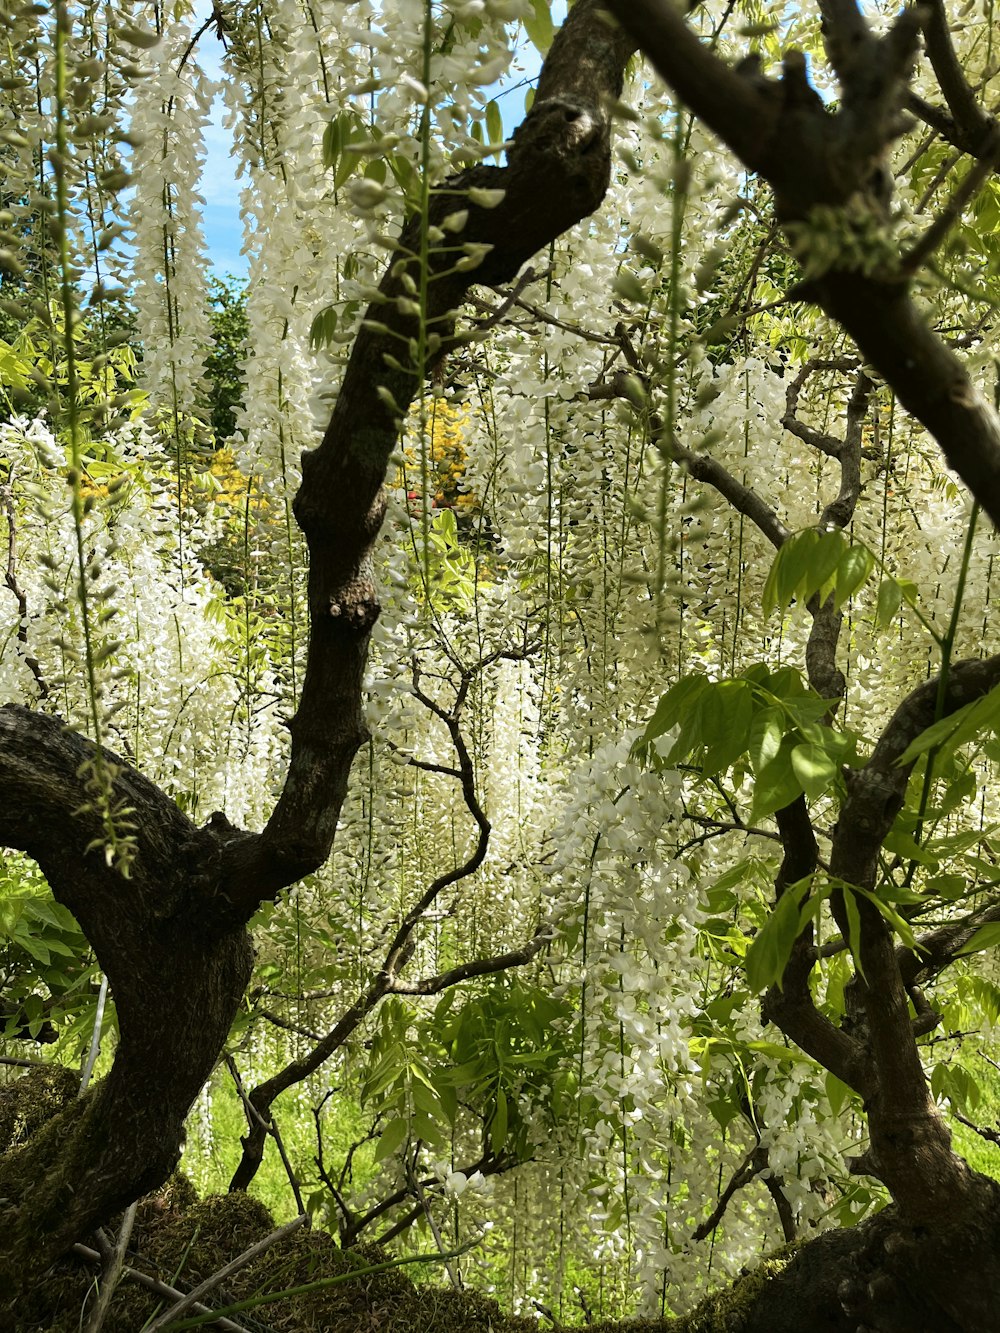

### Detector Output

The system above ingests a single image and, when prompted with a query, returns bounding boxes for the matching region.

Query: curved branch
[606,0,1000,530]
[918,0,995,150]
[215,0,636,914]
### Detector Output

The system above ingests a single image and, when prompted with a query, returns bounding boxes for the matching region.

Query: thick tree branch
[0,10,635,1292]
[0,707,253,1297]
[825,657,1000,1215]
[606,0,1000,530]
[918,0,995,150]
[763,798,872,1095]
[804,367,872,704]
[215,0,636,913]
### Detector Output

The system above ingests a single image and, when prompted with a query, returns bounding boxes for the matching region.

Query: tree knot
[328,578,381,630]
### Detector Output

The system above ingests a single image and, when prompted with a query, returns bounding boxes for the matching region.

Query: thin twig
[84,1202,137,1333]
[257,1009,322,1042]
[460,266,540,341]
[406,1156,462,1290]
[226,1056,307,1217]
[902,129,1000,274]
[386,930,549,995]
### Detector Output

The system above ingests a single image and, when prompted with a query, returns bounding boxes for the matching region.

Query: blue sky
[195,4,565,278]
[197,20,245,279]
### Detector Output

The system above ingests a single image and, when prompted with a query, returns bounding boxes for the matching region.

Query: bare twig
[257,1008,323,1042]
[226,1056,307,1216]
[902,128,1000,273]
[781,358,860,459]
[406,1155,462,1290]
[693,1144,767,1241]
[83,1201,137,1333]
[460,266,541,341]
[386,929,549,995]
[953,1110,1000,1147]
[590,329,791,551]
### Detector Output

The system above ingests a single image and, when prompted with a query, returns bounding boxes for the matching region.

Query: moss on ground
[10,1169,800,1333]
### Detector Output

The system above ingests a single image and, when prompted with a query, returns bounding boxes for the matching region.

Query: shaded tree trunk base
[8,1167,1000,1333]
[665,1184,1000,1333]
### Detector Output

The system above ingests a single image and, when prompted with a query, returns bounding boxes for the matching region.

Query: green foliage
[0,305,142,430]
[634,662,858,819]
[761,527,874,619]
[523,0,555,54]
[412,508,480,609]
[743,877,812,993]
[359,980,572,1170]
[0,856,97,1049]
[204,276,249,446]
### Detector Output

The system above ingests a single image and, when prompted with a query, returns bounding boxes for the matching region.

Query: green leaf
[749,736,803,822]
[803,529,847,602]
[322,115,342,171]
[875,577,903,629]
[842,886,866,981]
[374,1118,409,1161]
[957,921,1000,956]
[826,1071,851,1116]
[748,706,784,773]
[490,1085,509,1156]
[790,742,839,801]
[309,305,338,350]
[744,879,811,993]
[762,530,817,616]
[931,1063,981,1114]
[334,115,364,190]
[523,0,554,52]
[706,1091,742,1131]
[851,885,919,951]
[834,543,875,609]
[485,99,503,150]
[925,873,967,901]
[895,686,1000,768]
[634,674,710,760]
[701,680,754,775]
[745,1039,812,1064]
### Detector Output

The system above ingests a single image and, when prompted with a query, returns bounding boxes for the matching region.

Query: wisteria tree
[2,0,1000,1328]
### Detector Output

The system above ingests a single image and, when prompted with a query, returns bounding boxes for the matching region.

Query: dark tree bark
[0,0,636,1310]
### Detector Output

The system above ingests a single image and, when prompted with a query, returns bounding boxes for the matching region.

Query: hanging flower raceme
[127,20,217,452]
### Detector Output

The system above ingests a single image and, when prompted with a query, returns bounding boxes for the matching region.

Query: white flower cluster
[127,24,216,438]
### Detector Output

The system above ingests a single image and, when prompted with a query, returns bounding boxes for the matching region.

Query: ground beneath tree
[6,1066,1000,1332]
[9,1171,676,1333]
